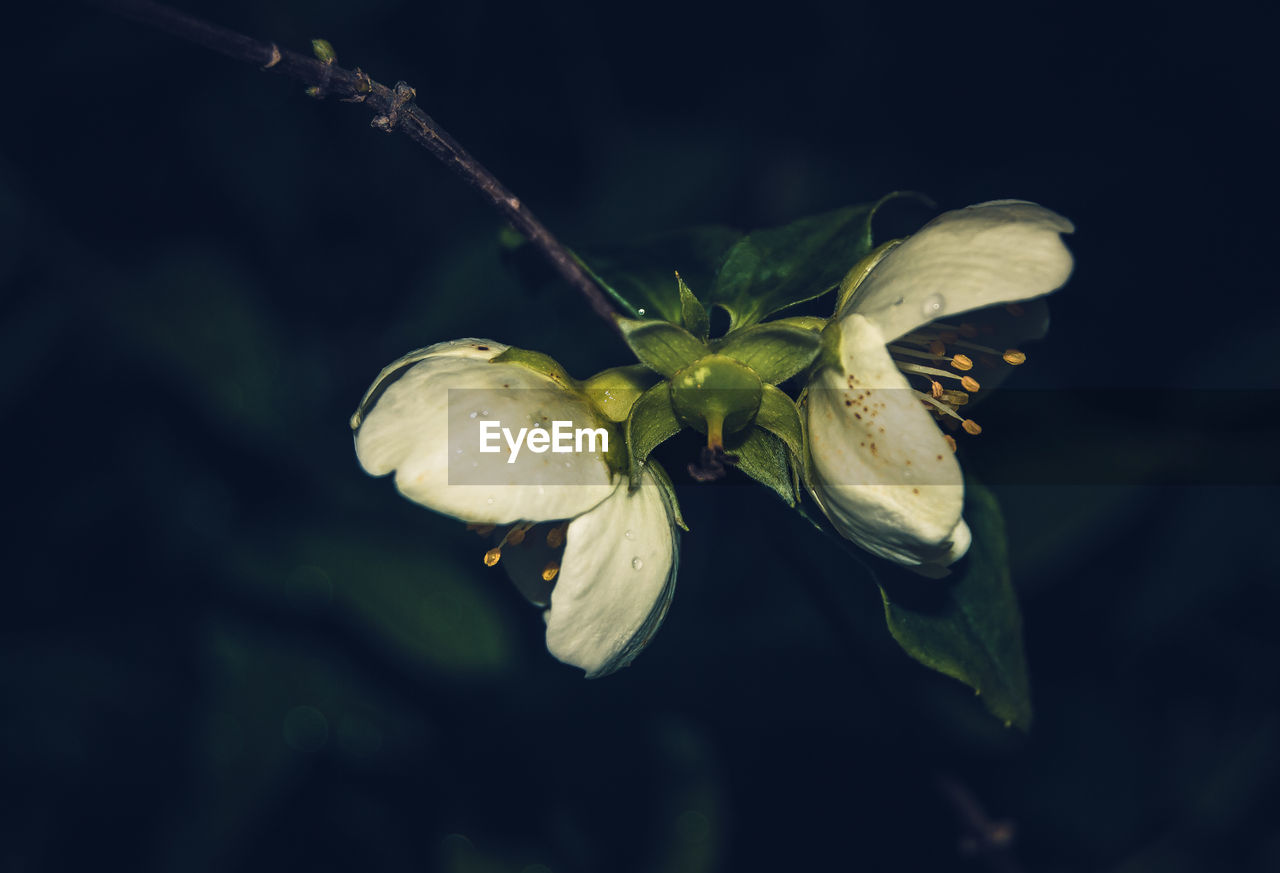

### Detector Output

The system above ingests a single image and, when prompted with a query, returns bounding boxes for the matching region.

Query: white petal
[544,468,679,678]
[843,200,1074,343]
[806,314,967,569]
[353,339,615,524]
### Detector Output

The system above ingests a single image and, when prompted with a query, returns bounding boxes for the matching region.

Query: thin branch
[90,0,625,332]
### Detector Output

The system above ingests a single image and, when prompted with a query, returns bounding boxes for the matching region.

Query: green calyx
[580,365,655,422]
[669,354,763,448]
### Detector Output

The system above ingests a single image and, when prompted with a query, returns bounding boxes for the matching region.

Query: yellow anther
[960,375,980,392]
[1003,349,1027,365]
[483,547,502,567]
[1006,303,1025,317]
[466,523,496,536]
[928,339,947,356]
[930,380,944,399]
[541,561,561,582]
[950,354,974,371]
[962,419,982,435]
[506,526,527,546]
[546,524,567,549]
[943,434,958,453]
[941,390,969,406]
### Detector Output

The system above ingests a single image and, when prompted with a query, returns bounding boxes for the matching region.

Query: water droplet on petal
[468,411,478,419]
[921,293,945,319]
[637,308,646,316]
[631,557,643,570]
[624,529,634,540]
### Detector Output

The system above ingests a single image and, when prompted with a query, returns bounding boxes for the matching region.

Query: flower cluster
[352,201,1074,675]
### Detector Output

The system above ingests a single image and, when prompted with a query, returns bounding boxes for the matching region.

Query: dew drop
[631,557,643,570]
[637,308,647,316]
[921,293,945,319]
[468,411,478,419]
[624,529,634,540]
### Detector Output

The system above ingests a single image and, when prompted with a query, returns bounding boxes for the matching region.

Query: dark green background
[3,1,1277,871]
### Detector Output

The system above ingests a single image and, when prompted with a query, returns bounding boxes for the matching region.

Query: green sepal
[877,476,1032,730]
[728,427,796,506]
[625,381,684,487]
[677,274,710,341]
[617,318,707,377]
[714,322,823,385]
[833,239,902,316]
[754,384,804,465]
[643,460,689,532]
[581,365,656,423]
[489,347,578,389]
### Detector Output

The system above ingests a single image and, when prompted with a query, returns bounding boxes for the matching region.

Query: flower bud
[669,354,763,448]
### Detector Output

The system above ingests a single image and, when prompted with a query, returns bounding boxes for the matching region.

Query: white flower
[351,339,679,677]
[806,200,1074,576]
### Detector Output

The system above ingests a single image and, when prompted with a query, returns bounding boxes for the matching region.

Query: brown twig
[90,0,625,332]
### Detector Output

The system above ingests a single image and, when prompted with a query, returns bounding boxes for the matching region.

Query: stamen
[943,434,957,452]
[960,375,980,392]
[888,344,948,362]
[506,525,528,546]
[939,390,969,406]
[928,339,947,356]
[466,523,496,536]
[962,419,982,435]
[931,380,944,399]
[895,360,972,383]
[1003,349,1026,365]
[541,561,560,582]
[546,524,567,549]
[915,390,965,421]
[483,546,502,567]
[950,354,973,372]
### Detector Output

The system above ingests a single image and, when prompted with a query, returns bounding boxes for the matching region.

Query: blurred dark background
[3,1,1277,871]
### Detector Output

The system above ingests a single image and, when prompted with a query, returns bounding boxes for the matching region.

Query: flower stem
[89,0,624,334]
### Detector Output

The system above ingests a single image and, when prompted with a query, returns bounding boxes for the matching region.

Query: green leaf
[678,273,710,340]
[618,318,706,377]
[626,382,684,485]
[581,226,744,323]
[877,477,1032,729]
[755,384,804,462]
[710,191,924,329]
[728,427,796,506]
[715,322,822,384]
[489,346,577,388]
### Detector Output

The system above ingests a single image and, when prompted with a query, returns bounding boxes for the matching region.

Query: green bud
[669,354,763,448]
[581,365,654,423]
[312,39,337,64]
